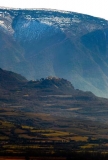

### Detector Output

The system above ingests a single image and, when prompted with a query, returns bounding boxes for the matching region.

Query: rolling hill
[1,68,108,155]
[0,68,108,123]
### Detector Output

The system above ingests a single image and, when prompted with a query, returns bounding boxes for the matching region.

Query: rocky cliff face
[0,8,108,97]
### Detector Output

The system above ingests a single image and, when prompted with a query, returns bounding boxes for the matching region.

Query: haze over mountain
[1,67,108,123]
[0,8,108,97]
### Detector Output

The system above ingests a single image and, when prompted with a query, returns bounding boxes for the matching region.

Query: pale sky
[0,0,108,20]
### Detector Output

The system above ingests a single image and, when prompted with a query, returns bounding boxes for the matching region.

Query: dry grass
[21,125,34,129]
[30,129,48,133]
[81,144,99,149]
[26,113,54,121]
[18,134,36,139]
[70,136,88,142]
[66,108,81,111]
[1,121,15,128]
[14,129,26,134]
[42,131,69,137]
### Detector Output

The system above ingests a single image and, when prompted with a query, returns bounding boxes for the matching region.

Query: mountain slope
[0,68,27,90]
[0,8,108,97]
[0,68,108,124]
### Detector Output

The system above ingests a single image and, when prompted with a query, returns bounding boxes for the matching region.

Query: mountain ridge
[0,9,108,97]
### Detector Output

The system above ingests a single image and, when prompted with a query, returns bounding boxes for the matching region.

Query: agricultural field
[1,106,108,158]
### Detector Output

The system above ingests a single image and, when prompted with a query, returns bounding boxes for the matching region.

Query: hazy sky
[0,0,108,20]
